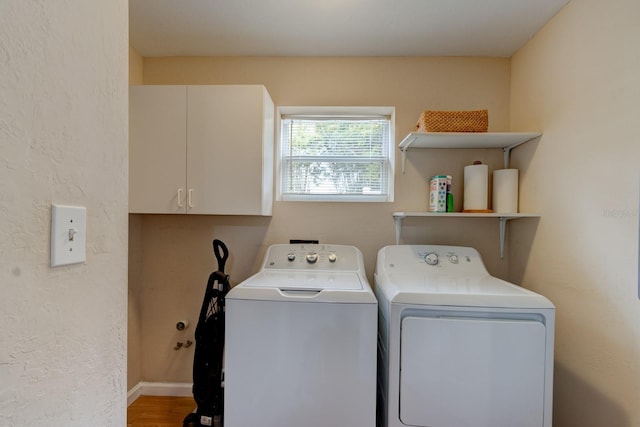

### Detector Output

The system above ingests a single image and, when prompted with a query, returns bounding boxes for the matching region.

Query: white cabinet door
[129,85,274,215]
[187,85,273,215]
[129,86,187,213]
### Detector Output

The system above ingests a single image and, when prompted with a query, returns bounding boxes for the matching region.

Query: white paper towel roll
[492,169,519,213]
[463,162,488,211]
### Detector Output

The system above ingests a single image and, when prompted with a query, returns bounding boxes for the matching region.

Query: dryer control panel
[263,244,362,271]
[379,245,490,277]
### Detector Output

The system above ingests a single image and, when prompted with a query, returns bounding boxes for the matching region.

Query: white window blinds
[279,112,393,202]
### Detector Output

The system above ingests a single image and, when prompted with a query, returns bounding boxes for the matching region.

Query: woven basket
[416,109,488,133]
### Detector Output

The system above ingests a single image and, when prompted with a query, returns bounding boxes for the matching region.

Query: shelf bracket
[400,135,417,174]
[401,150,407,175]
[498,216,510,259]
[502,143,521,169]
[394,214,404,244]
[503,147,511,169]
[503,134,540,168]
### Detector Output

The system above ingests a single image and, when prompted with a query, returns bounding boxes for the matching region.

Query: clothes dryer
[225,244,377,427]
[375,245,555,427]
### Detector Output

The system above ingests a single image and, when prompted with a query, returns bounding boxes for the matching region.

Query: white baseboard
[127,381,193,406]
[127,382,143,406]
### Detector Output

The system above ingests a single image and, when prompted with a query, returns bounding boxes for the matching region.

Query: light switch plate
[51,204,86,267]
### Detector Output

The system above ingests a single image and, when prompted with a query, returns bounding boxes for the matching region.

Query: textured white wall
[510,0,640,425]
[128,47,144,392]
[0,1,129,425]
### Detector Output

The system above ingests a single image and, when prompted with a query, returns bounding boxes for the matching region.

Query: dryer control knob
[448,254,459,264]
[306,252,319,263]
[287,252,296,261]
[424,252,439,266]
[328,253,337,263]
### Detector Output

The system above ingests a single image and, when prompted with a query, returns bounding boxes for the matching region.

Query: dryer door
[400,316,547,427]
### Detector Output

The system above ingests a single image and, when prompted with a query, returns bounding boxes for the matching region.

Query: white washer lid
[241,271,363,290]
[227,271,376,304]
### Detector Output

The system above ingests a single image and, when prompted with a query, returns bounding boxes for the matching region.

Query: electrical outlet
[51,204,86,267]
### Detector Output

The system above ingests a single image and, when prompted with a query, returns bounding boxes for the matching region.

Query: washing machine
[224,243,377,427]
[375,245,555,427]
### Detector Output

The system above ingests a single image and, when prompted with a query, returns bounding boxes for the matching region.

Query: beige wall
[132,57,516,383]
[511,0,640,425]
[129,47,144,85]
[1,1,129,424]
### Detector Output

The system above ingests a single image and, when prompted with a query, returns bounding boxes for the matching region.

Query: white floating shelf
[393,212,541,219]
[399,132,542,172]
[392,211,541,258]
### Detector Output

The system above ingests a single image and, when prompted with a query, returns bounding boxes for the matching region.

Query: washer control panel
[264,244,361,271]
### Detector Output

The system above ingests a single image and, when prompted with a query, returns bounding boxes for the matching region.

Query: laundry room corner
[128,55,519,393]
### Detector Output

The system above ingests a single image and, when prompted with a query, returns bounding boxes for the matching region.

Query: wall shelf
[399,132,542,173]
[392,212,541,258]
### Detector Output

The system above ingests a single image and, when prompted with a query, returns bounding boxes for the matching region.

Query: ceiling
[129,0,570,58]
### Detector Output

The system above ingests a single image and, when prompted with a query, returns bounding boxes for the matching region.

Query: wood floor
[127,395,197,427]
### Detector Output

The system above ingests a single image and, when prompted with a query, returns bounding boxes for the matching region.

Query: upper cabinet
[129,85,274,215]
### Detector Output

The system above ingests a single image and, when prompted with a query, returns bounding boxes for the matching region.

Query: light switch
[51,204,86,267]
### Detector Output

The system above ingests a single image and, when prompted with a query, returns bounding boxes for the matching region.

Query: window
[277,106,395,202]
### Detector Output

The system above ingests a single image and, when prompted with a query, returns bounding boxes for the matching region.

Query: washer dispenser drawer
[400,316,547,427]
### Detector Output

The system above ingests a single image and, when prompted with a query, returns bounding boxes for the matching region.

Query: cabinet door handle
[188,189,194,209]
[177,188,184,208]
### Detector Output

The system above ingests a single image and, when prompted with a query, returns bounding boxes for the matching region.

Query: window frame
[276,106,395,202]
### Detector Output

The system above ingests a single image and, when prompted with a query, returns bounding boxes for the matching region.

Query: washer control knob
[328,253,337,263]
[448,254,459,264]
[424,252,439,266]
[287,252,296,261]
[306,251,319,264]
